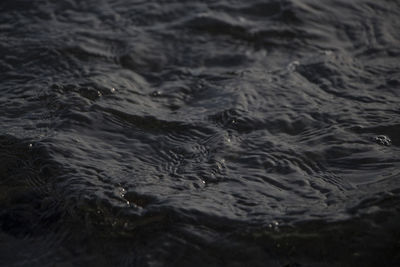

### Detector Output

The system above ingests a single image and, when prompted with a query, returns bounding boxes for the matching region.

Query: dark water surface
[1,0,400,266]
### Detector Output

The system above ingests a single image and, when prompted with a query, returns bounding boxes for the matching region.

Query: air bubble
[374,135,391,146]
[115,187,127,198]
[287,60,300,72]
[268,220,280,232]
[151,90,162,97]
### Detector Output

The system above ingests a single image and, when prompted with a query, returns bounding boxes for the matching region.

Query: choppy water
[1,0,400,266]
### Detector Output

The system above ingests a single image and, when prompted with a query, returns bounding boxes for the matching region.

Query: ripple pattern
[1,0,400,266]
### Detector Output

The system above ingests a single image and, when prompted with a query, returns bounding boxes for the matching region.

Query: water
[1,0,399,266]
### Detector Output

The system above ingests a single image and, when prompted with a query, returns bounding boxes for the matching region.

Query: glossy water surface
[1,0,400,266]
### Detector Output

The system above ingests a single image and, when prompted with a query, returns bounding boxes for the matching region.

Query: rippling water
[1,0,400,266]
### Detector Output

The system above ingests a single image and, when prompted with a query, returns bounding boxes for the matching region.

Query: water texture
[0,0,399,266]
